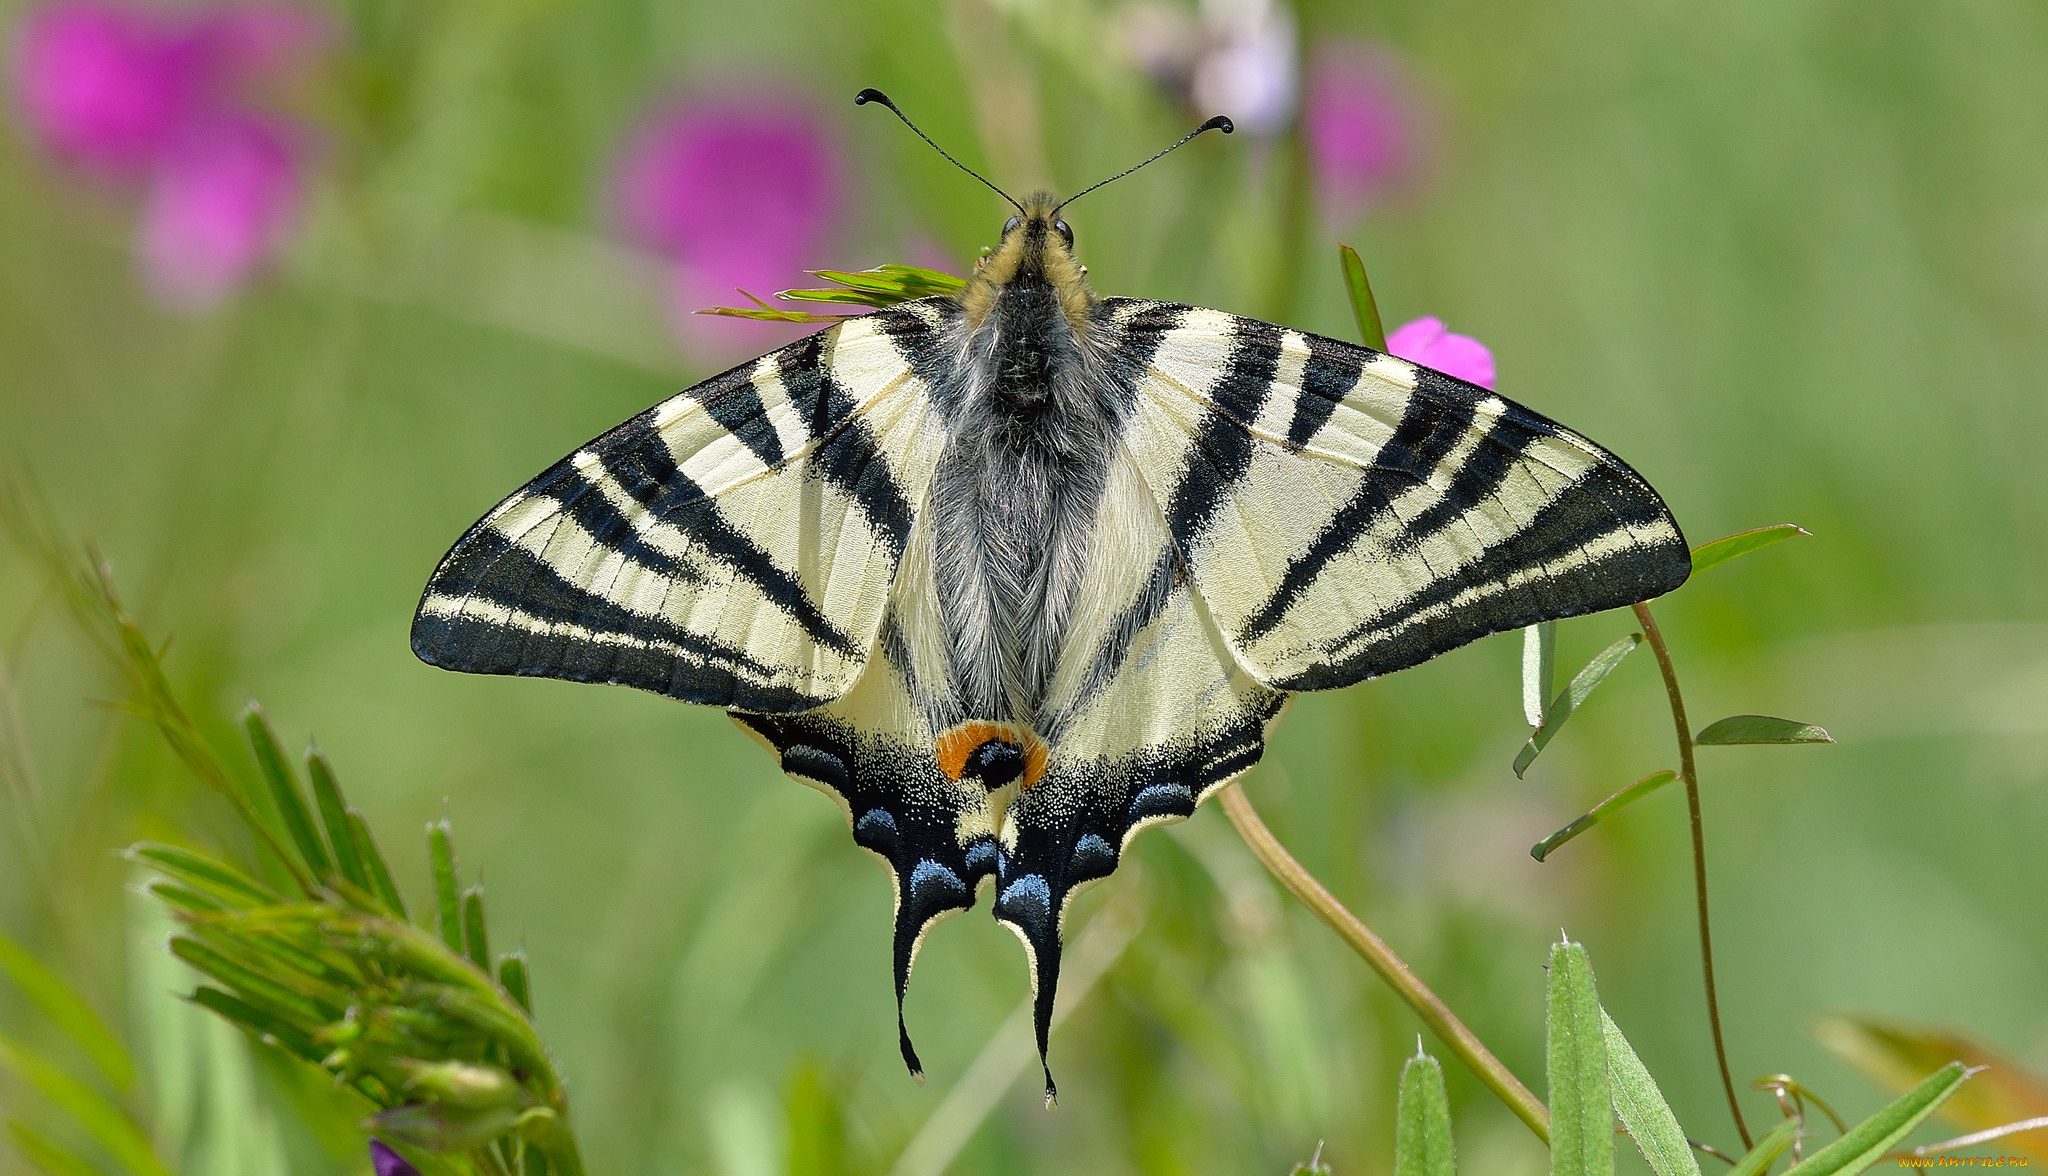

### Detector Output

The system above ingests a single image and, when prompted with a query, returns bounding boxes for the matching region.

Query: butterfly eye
[1003,215,1023,235]
[1053,219,1073,247]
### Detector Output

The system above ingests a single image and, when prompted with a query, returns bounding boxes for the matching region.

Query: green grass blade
[498,953,531,1015]
[350,810,409,920]
[0,931,133,1091]
[1531,771,1679,862]
[429,820,463,953]
[305,747,369,891]
[1690,524,1810,577]
[1339,244,1389,350]
[242,704,331,880]
[462,888,490,972]
[1516,634,1644,777]
[0,1037,175,1176]
[1600,1009,1700,1176]
[7,1121,109,1176]
[1523,621,1558,728]
[1694,716,1834,746]
[1727,1118,1802,1176]
[1395,1049,1457,1176]
[1548,939,1611,1176]
[1780,1062,1971,1176]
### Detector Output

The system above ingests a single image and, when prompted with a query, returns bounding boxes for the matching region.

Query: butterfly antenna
[1053,114,1234,214]
[855,88,1023,214]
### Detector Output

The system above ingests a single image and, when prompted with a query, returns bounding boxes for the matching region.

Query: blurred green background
[4,1,2048,1174]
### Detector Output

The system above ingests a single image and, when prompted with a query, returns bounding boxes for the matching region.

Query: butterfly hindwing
[411,305,953,713]
[1106,300,1692,692]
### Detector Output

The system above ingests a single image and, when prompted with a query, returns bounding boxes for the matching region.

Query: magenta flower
[1304,43,1423,219]
[613,97,841,356]
[369,1141,422,1176]
[1387,316,1495,390]
[9,0,325,308]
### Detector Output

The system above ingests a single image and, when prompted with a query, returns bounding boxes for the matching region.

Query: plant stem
[1216,781,1551,1143]
[1631,600,1753,1150]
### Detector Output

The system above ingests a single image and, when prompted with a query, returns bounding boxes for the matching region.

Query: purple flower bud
[1304,43,1423,218]
[1387,316,1495,390]
[138,111,300,308]
[369,1140,423,1176]
[612,95,841,355]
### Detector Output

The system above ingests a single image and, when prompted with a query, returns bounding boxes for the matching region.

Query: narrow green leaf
[1523,621,1558,728]
[187,987,324,1064]
[0,931,133,1091]
[1780,1062,1971,1176]
[498,953,531,1015]
[1395,1049,1457,1176]
[166,937,338,1026]
[429,820,463,953]
[1694,716,1834,746]
[305,747,369,891]
[462,887,490,972]
[1726,1118,1802,1176]
[1547,939,1611,1176]
[0,1037,175,1176]
[1531,771,1679,862]
[7,1121,108,1176]
[242,704,331,879]
[141,881,225,914]
[1515,634,1644,778]
[1339,244,1388,350]
[695,305,851,324]
[1691,524,1810,577]
[349,810,409,920]
[1601,1009,1700,1176]
[125,843,280,907]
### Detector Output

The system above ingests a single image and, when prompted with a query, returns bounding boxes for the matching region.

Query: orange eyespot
[937,723,1048,790]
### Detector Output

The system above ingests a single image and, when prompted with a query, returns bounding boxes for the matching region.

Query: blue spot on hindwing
[906,859,967,910]
[1067,833,1116,880]
[854,809,899,855]
[963,839,998,879]
[1128,782,1194,821]
[995,873,1053,933]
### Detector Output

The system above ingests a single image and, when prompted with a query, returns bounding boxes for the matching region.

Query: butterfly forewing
[411,307,952,713]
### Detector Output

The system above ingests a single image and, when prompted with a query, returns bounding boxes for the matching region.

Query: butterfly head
[963,192,1093,330]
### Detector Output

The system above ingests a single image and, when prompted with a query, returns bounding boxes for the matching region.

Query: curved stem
[1217,781,1551,1143]
[1632,601,1752,1150]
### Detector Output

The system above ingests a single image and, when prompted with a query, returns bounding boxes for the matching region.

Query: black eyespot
[1053,218,1073,247]
[1003,215,1023,235]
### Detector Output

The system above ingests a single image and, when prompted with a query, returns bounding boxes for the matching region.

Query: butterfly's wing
[1106,300,1692,690]
[412,305,952,712]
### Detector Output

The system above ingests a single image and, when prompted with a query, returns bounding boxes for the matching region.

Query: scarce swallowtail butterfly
[411,89,1691,1102]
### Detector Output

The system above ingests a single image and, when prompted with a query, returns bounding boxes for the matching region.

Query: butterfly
[411,90,1690,1103]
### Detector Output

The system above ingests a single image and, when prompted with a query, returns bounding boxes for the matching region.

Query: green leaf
[1395,1049,1457,1176]
[1523,621,1558,728]
[0,1037,175,1176]
[242,703,331,880]
[1531,771,1679,862]
[1690,524,1810,577]
[462,887,490,973]
[0,930,133,1091]
[304,746,369,892]
[1694,716,1834,746]
[498,953,531,1015]
[1338,244,1388,350]
[1547,939,1612,1176]
[126,843,280,908]
[1600,1009,1700,1176]
[1814,1014,2048,1162]
[1515,634,1644,778]
[350,810,409,920]
[429,820,463,954]
[1780,1062,1971,1176]
[781,263,967,306]
[1726,1118,1802,1176]
[7,1121,109,1176]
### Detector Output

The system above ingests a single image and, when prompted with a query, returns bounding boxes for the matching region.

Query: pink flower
[1304,43,1423,219]
[1386,316,1495,390]
[9,0,325,307]
[613,97,841,356]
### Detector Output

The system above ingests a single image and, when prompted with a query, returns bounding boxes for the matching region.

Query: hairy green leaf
[1601,1009,1699,1176]
[242,703,331,881]
[349,810,409,920]
[1338,244,1389,350]
[1781,1062,1971,1176]
[0,1037,174,1176]
[1695,716,1834,746]
[429,820,463,954]
[1516,634,1644,777]
[126,843,279,908]
[305,746,369,892]
[188,987,324,1064]
[1548,939,1611,1176]
[1396,1050,1457,1176]
[462,888,490,972]
[0,931,133,1091]
[1532,770,1678,862]
[1815,1014,2048,1162]
[1727,1118,1802,1176]
[1691,524,1810,577]
[1523,621,1558,728]
[499,953,532,1015]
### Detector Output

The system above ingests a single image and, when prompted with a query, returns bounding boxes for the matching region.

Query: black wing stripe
[779,333,916,558]
[1288,334,1362,447]
[688,363,784,468]
[1159,317,1284,552]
